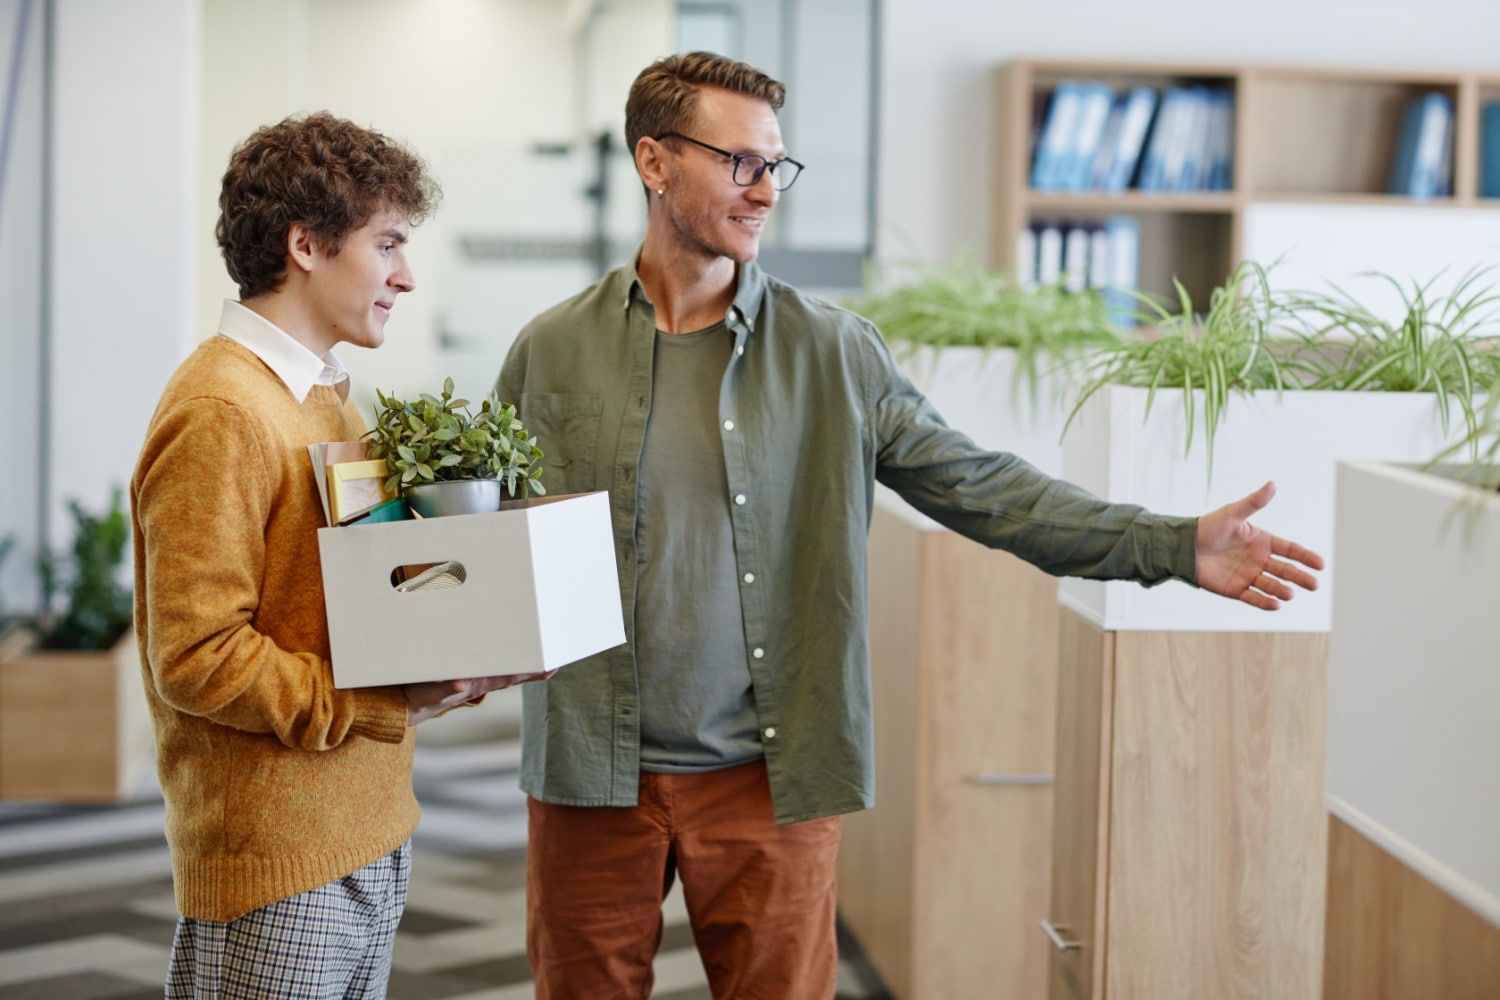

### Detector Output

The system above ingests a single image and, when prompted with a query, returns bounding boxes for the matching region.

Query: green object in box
[340,497,410,526]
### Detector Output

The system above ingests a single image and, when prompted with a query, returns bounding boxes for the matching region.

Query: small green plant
[1066,260,1300,477]
[366,377,545,498]
[1281,268,1500,441]
[847,254,1123,405]
[37,488,134,651]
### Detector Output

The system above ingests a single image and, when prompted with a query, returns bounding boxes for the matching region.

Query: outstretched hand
[1195,481,1325,611]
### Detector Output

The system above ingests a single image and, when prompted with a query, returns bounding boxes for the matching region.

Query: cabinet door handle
[972,773,1053,786]
[1040,920,1082,951]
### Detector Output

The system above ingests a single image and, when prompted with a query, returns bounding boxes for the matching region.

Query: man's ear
[636,137,669,194]
[286,222,318,275]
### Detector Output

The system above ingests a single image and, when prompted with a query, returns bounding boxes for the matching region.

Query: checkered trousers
[166,840,412,999]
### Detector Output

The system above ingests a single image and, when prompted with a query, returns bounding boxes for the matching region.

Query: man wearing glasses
[495,51,1321,998]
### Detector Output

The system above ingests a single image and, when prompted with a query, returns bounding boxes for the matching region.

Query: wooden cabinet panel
[1048,611,1329,1000]
[1046,610,1113,1000]
[1106,631,1328,1000]
[841,508,1059,999]
[1324,816,1500,1000]
[841,510,923,996]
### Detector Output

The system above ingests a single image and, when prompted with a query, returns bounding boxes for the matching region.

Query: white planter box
[882,345,1073,529]
[318,491,626,687]
[1059,385,1466,631]
[1325,461,1500,929]
[896,345,1070,478]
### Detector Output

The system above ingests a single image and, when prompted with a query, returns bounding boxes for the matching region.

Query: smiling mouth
[731,216,766,230]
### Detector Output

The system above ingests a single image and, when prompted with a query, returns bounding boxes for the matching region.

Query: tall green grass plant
[848,255,1123,407]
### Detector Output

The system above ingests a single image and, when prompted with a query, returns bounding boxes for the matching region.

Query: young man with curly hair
[133,112,532,998]
[497,53,1325,998]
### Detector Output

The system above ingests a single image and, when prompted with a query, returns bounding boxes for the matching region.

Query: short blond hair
[624,51,785,165]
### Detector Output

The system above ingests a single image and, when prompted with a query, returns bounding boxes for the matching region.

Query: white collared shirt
[215,299,350,403]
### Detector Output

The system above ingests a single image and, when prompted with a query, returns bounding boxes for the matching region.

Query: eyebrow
[379,229,410,244]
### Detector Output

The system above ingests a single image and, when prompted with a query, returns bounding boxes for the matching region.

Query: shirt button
[724,419,735,431]
[753,647,764,658]
[743,572,755,584]
[728,307,740,323]
[734,494,747,505]
[736,345,745,356]
[764,727,777,739]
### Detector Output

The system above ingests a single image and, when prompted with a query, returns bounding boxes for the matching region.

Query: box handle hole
[391,561,467,592]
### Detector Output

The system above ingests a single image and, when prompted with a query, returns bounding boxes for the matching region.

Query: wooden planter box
[1045,388,1468,1000]
[0,625,153,803]
[1323,462,1500,998]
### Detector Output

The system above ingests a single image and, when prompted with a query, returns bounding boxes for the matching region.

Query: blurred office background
[4,1,1500,996]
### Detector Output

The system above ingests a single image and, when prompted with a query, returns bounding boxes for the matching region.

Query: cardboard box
[316,491,625,687]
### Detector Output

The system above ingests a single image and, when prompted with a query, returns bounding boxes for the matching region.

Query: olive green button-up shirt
[496,256,1197,825]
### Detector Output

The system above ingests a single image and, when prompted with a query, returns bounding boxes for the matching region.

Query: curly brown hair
[624,52,785,197]
[215,112,441,299]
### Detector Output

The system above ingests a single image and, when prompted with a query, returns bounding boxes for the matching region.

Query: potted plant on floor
[366,376,545,517]
[0,488,152,802]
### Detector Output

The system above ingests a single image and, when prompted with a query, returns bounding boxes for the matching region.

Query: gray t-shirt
[635,323,762,772]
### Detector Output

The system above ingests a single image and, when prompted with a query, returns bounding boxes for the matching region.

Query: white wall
[49,0,198,552]
[198,0,669,415]
[876,0,1500,266]
[0,0,43,612]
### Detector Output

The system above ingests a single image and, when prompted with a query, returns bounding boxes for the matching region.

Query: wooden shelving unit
[992,59,1500,306]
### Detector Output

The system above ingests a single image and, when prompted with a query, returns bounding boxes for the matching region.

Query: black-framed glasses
[655,132,805,192]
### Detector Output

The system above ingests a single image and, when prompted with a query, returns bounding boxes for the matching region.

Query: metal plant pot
[403,478,503,518]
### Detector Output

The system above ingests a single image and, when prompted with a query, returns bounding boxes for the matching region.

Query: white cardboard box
[317,491,625,687]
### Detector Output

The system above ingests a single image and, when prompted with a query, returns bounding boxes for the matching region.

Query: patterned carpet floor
[0,696,890,999]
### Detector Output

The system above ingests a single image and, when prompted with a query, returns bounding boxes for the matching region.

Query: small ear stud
[657,189,665,197]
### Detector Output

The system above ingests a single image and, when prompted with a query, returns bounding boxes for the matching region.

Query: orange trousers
[525,759,842,999]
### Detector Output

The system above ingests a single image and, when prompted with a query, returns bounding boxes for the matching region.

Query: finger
[1272,536,1326,572]
[1229,481,1276,520]
[1239,587,1280,612]
[1266,557,1319,592]
[1254,573,1293,602]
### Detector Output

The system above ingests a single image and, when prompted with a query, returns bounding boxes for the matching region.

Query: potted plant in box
[0,488,151,802]
[1055,260,1496,634]
[366,376,545,517]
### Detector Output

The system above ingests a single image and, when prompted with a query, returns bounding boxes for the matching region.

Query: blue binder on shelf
[1032,82,1083,191]
[1099,86,1158,193]
[1409,93,1453,199]
[1205,88,1235,191]
[1388,99,1421,195]
[1065,82,1115,191]
[1390,93,1453,198]
[1137,87,1188,192]
[1481,101,1500,198]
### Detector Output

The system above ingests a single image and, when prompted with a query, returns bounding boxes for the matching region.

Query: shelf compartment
[1244,70,1462,198]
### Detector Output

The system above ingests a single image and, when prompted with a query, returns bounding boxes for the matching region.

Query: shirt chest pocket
[522,392,604,495]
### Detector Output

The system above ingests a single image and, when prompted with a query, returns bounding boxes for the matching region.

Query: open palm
[1195,481,1325,611]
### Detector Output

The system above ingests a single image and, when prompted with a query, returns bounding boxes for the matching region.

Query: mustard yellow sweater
[132,336,415,921]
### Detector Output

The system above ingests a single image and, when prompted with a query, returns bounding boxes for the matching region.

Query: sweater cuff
[349,687,410,743]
